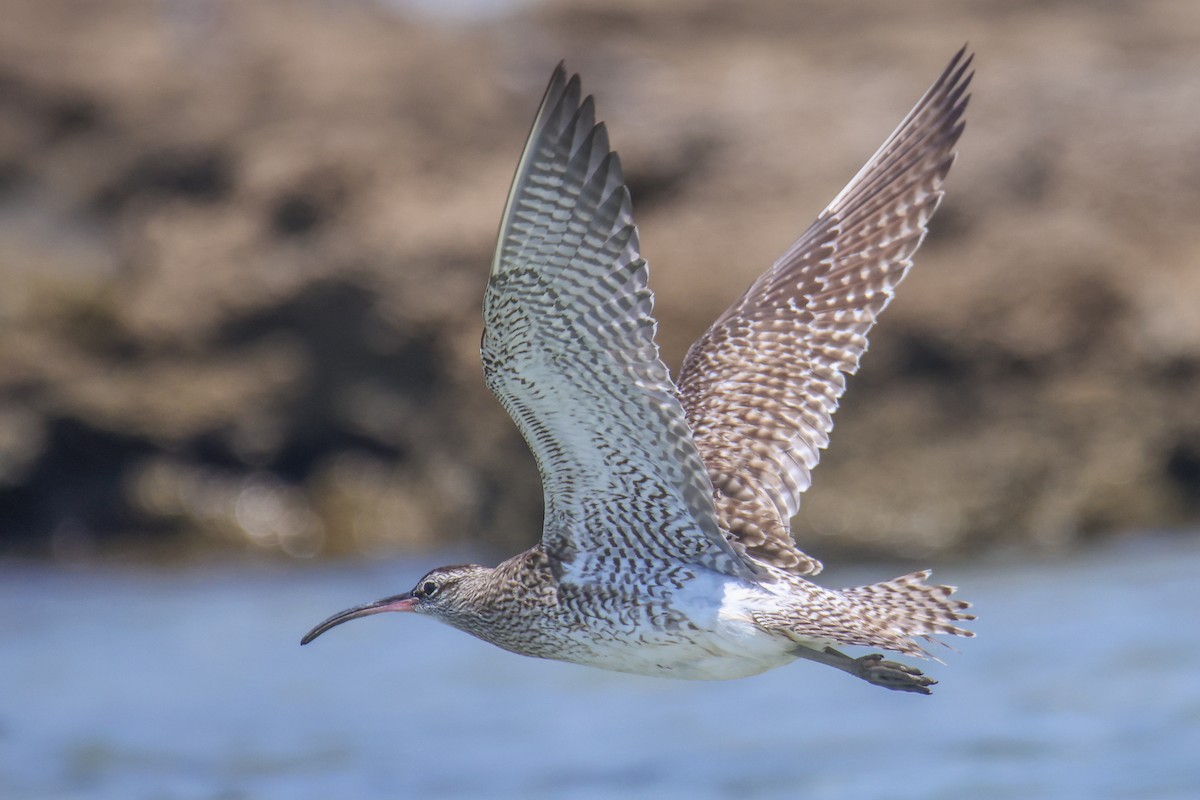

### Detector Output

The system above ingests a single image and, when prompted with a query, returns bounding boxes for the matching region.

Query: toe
[856,655,937,694]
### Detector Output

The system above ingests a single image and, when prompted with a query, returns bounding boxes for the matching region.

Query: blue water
[3,534,1199,799]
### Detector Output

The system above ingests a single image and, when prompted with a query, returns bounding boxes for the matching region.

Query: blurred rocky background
[1,0,1197,564]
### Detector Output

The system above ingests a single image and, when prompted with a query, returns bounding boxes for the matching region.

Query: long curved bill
[300,593,417,645]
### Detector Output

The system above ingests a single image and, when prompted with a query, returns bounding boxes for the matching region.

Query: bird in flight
[303,48,975,693]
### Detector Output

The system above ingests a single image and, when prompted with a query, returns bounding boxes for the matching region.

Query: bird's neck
[441,549,560,652]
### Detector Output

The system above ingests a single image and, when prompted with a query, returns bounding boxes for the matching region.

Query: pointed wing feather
[678,48,974,574]
[485,65,750,584]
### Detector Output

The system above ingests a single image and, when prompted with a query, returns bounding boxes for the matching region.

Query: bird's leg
[791,645,936,695]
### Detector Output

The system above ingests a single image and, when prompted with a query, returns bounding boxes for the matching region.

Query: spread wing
[677,47,974,575]
[483,65,750,584]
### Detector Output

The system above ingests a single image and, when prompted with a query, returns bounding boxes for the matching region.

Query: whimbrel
[303,49,975,693]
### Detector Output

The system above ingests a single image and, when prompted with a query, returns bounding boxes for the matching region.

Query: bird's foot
[791,645,937,694]
[851,653,936,695]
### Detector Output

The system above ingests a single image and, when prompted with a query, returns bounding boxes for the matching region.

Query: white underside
[552,575,825,681]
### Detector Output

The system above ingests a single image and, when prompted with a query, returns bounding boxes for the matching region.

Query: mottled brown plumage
[302,49,977,694]
[679,50,972,574]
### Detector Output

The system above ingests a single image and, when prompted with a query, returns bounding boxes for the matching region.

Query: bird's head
[300,564,493,645]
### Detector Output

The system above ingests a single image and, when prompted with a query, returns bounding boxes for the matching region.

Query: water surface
[3,534,1199,799]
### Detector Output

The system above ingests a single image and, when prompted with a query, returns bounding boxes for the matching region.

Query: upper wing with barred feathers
[678,48,973,574]
[483,65,751,583]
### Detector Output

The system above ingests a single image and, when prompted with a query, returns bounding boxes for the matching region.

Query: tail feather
[840,570,975,656]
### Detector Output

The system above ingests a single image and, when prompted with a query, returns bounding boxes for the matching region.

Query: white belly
[549,578,803,681]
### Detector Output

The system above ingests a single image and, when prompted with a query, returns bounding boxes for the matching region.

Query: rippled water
[3,534,1199,799]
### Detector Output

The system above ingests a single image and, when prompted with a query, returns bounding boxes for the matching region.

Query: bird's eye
[420,581,439,598]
